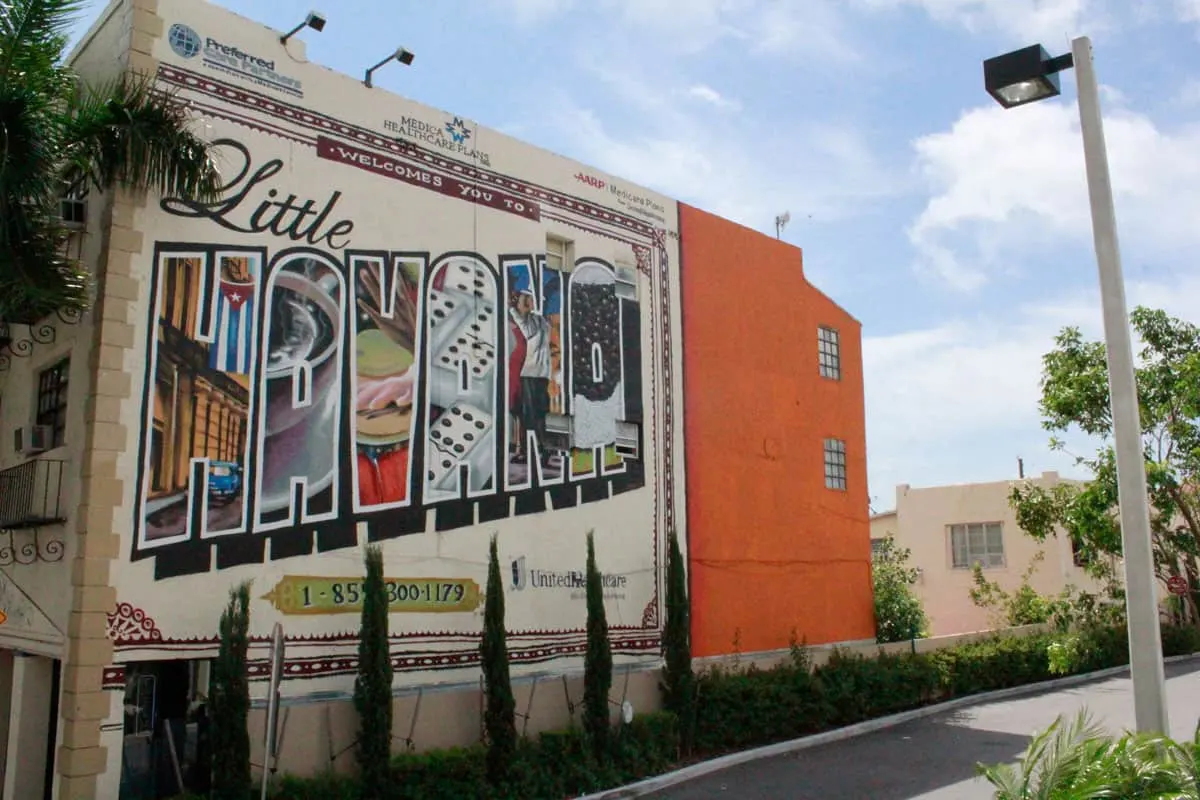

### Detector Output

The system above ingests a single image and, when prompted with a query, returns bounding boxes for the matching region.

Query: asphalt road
[651,659,1200,800]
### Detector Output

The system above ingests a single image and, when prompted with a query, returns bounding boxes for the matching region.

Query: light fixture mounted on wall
[280,11,326,45]
[364,47,415,87]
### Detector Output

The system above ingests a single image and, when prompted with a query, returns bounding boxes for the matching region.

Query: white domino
[428,290,461,331]
[426,403,493,487]
[442,259,497,303]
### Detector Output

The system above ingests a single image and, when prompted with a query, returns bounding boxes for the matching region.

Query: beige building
[870,471,1105,637]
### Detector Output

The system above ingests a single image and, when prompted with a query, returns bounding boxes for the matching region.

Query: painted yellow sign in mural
[261,576,481,615]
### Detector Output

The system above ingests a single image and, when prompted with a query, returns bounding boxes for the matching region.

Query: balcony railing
[0,458,67,529]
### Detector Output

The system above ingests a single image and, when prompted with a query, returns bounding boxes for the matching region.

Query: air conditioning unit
[59,196,87,230]
[14,425,52,455]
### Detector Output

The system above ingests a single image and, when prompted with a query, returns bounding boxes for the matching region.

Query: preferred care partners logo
[168,22,303,98]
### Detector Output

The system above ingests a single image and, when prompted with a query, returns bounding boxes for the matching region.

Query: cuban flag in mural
[209,279,255,375]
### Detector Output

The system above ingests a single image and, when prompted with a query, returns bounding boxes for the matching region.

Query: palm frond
[0,0,85,89]
[63,71,222,202]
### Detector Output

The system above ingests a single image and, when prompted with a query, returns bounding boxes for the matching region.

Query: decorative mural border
[116,64,677,663]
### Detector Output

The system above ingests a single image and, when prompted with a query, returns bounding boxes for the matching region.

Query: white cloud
[685,83,740,110]
[856,0,1096,40]
[864,274,1200,498]
[1178,0,1200,22]
[491,0,859,59]
[907,98,1200,291]
[552,61,900,233]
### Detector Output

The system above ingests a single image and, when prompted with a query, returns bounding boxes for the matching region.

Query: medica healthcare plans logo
[168,22,304,98]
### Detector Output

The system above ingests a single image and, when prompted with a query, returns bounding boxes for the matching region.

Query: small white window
[818,326,841,380]
[545,236,573,272]
[949,522,1005,569]
[823,438,846,491]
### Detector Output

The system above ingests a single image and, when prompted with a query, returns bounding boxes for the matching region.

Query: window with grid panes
[546,236,572,271]
[35,358,70,449]
[949,522,1005,568]
[818,326,841,379]
[823,438,847,490]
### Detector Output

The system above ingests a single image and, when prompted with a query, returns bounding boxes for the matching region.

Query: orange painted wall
[678,204,875,657]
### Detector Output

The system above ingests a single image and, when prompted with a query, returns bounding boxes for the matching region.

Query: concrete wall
[870,472,1105,636]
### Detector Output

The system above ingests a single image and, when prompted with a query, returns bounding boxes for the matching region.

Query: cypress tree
[354,544,393,798]
[583,530,613,758]
[481,534,517,783]
[661,527,695,753]
[210,581,252,800]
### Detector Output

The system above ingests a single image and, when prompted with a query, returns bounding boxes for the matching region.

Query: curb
[576,653,1200,800]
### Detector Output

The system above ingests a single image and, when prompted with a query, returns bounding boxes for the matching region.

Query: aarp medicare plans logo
[167,23,202,59]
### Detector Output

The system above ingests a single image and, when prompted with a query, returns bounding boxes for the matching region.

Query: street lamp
[280,11,326,45]
[984,38,1168,735]
[364,47,415,87]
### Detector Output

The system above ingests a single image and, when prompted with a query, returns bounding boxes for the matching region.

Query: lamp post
[983,38,1168,734]
[364,47,415,87]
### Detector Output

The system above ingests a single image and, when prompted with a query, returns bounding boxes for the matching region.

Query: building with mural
[0,0,871,796]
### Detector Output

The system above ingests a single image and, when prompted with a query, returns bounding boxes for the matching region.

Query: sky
[69,0,1200,511]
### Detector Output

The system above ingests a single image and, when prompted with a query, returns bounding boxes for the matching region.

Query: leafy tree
[1010,307,1200,622]
[871,535,929,643]
[0,0,221,323]
[660,528,695,754]
[480,534,516,783]
[354,544,393,798]
[968,550,1060,629]
[211,582,252,800]
[583,530,613,757]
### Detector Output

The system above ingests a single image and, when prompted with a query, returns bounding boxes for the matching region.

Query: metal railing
[0,458,68,528]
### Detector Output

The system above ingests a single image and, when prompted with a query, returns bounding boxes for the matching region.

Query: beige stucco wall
[870,472,1106,637]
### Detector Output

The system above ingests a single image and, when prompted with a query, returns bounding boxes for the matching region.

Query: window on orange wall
[818,326,841,380]
[949,522,1006,569]
[823,437,847,491]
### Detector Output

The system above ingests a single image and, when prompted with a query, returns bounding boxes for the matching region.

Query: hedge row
[269,624,1200,800]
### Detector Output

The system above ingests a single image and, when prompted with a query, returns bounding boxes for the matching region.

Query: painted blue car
[208,461,243,501]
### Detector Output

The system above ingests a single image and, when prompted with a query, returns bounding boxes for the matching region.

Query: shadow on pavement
[650,717,1027,800]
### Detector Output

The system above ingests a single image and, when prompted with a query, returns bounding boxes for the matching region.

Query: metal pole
[1071,35,1168,734]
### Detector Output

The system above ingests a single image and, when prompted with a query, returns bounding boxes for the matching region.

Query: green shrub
[271,623,1200,799]
[480,535,517,784]
[1161,623,1200,657]
[583,531,614,758]
[270,713,680,800]
[212,582,252,800]
[354,545,393,800]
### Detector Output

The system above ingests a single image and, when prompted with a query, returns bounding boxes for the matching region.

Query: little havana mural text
[133,240,645,580]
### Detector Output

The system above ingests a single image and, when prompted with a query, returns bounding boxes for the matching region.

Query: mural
[143,251,260,542]
[114,0,681,695]
[133,136,650,577]
[505,257,567,489]
[351,254,422,510]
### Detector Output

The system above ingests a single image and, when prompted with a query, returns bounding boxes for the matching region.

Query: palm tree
[0,0,221,324]
[978,709,1198,799]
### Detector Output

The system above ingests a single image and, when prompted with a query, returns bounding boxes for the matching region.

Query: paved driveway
[651,660,1200,800]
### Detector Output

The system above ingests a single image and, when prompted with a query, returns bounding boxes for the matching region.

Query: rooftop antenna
[774,210,790,239]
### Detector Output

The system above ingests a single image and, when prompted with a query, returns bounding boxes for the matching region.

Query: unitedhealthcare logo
[510,556,628,594]
[167,22,304,98]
